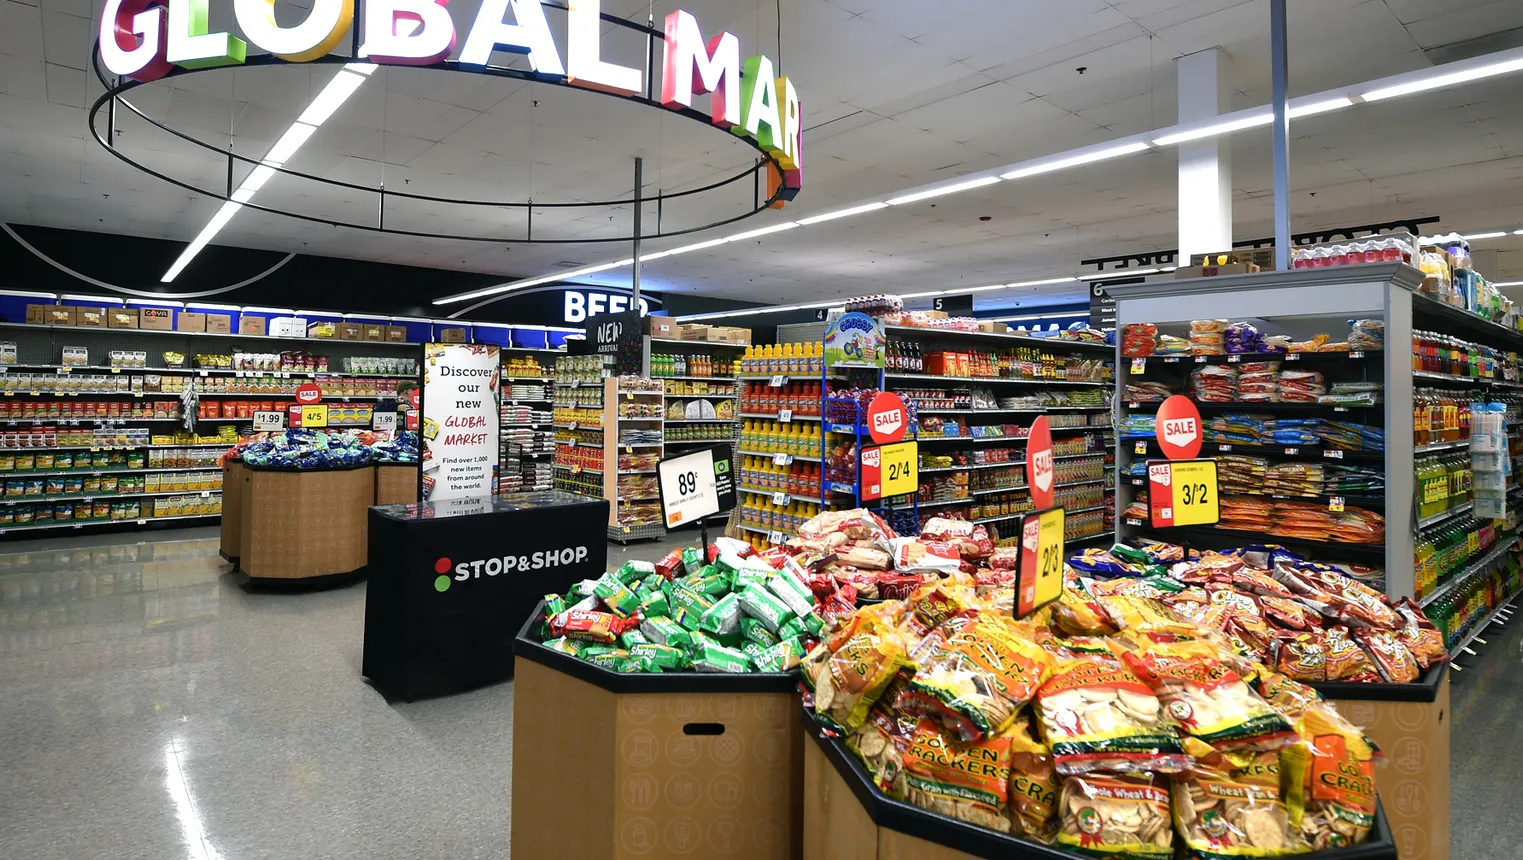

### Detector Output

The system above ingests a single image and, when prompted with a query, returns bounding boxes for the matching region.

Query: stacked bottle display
[737,456,822,498]
[1411,330,1518,381]
[738,492,826,536]
[1415,516,1499,599]
[1424,559,1522,649]
[739,382,822,416]
[739,342,823,376]
[651,353,728,378]
[1415,453,1472,521]
[1412,388,1471,445]
[739,420,822,458]
[885,340,923,372]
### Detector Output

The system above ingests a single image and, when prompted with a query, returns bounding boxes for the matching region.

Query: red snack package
[1258,593,1320,630]
[755,546,790,569]
[1353,628,1420,683]
[877,572,928,601]
[1323,625,1381,682]
[548,608,637,645]
[1394,599,1448,669]
[1273,630,1327,682]
[655,549,683,580]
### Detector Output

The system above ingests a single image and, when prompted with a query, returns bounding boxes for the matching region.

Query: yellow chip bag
[1283,703,1377,850]
[900,615,1055,741]
[1007,717,1061,842]
[1057,772,1174,857]
[1174,737,1309,858]
[904,719,1014,834]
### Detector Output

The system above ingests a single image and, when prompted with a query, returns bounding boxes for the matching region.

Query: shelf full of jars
[878,321,1117,547]
[645,335,746,530]
[551,353,609,499]
[499,348,556,493]
[1106,260,1523,663]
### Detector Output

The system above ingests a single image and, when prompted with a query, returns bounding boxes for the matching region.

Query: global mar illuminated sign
[98,0,803,200]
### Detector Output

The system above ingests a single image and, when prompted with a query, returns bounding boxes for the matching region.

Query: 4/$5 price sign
[1147,459,1220,528]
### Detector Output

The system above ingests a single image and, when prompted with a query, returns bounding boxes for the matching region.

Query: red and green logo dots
[434,557,452,592]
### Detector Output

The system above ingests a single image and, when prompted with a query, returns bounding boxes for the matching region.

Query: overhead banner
[420,344,501,502]
[824,311,885,368]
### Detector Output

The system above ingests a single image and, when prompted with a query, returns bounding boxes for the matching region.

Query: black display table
[362,490,608,700]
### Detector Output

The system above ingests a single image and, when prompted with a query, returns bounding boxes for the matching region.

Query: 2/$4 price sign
[860,441,917,501]
[1147,459,1220,528]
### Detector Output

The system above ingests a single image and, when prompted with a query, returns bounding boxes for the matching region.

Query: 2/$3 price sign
[1147,459,1221,528]
[1017,506,1065,618]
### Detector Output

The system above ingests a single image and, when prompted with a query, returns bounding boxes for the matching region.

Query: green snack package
[620,629,648,649]
[691,639,752,674]
[731,566,771,591]
[630,643,689,671]
[683,565,731,598]
[741,617,781,647]
[699,592,743,637]
[641,616,692,649]
[1108,544,1149,567]
[751,638,807,672]
[544,594,569,617]
[637,577,670,618]
[738,583,792,634]
[670,584,717,632]
[544,636,583,657]
[580,646,623,666]
[594,572,641,619]
[767,571,818,618]
[778,611,825,642]
[570,579,600,599]
[617,559,657,585]
[740,640,768,663]
[681,546,705,575]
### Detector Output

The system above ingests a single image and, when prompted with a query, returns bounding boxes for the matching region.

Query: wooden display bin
[238,464,375,586]
[802,715,1399,860]
[374,463,419,505]
[1319,665,1451,860]
[511,613,804,860]
[219,461,246,563]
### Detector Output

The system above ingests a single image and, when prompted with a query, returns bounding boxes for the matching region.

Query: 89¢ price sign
[860,440,918,501]
[656,444,737,529]
[1147,459,1220,528]
[1016,506,1065,618]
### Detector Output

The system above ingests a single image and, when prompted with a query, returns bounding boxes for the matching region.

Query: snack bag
[738,583,793,633]
[768,567,819,617]
[807,623,912,732]
[1352,627,1420,683]
[640,616,692,649]
[1254,671,1323,721]
[900,615,1056,741]
[1051,586,1118,637]
[1394,598,1449,669]
[1323,626,1381,682]
[889,536,965,575]
[903,719,1015,833]
[629,642,690,672]
[1122,641,1297,753]
[615,559,656,585]
[1273,630,1327,682]
[1056,773,1173,857]
[1283,703,1377,849]
[905,575,981,635]
[593,572,640,618]
[548,608,635,645]
[741,616,781,647]
[846,668,917,789]
[1174,738,1308,858]
[1007,717,1061,841]
[751,638,807,672]
[690,638,752,673]
[1034,656,1189,775]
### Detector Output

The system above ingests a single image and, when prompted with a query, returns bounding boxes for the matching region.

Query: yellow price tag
[1134,441,1147,455]
[1328,496,1345,513]
[1129,357,1146,375]
[1146,459,1219,527]
[300,404,329,428]
[863,440,918,501]
[1018,506,1065,617]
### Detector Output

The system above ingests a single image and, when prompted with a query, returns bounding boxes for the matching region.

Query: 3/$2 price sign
[1147,459,1221,528]
[860,440,917,501]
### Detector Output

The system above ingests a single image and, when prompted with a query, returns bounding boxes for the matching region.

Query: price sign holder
[860,440,918,502]
[656,442,737,548]
[1146,459,1220,529]
[253,410,285,432]
[1016,505,1065,618]
[300,404,329,428]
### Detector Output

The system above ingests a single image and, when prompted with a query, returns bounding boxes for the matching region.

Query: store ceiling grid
[0,0,1522,298]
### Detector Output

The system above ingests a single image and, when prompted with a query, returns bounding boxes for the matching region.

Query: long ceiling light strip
[160,63,378,283]
[673,277,1087,322]
[421,45,1519,307]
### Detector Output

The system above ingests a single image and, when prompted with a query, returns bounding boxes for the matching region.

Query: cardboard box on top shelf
[74,306,108,327]
[713,325,752,345]
[177,311,207,332]
[26,304,49,324]
[385,325,408,343]
[108,308,139,329]
[978,320,1007,334]
[362,324,386,341]
[307,321,337,338]
[1174,262,1260,279]
[238,315,266,336]
[439,327,468,343]
[206,313,232,334]
[46,307,76,326]
[643,316,676,337]
[677,323,711,340]
[139,307,173,330]
[270,316,307,337]
[338,322,365,341]
[1190,248,1275,270]
[923,310,949,320]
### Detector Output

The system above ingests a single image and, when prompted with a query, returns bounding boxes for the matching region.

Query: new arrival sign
[420,343,501,502]
[98,0,803,197]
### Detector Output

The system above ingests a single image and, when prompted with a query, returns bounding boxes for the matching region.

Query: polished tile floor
[0,526,1515,858]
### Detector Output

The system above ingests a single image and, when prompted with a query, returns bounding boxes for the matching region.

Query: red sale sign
[295,383,324,405]
[866,391,909,444]
[287,403,304,428]
[1155,394,1203,460]
[1026,415,1054,510]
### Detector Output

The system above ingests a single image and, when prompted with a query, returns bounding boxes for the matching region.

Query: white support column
[1177,48,1233,262]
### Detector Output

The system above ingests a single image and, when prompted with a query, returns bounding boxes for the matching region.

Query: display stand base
[374,463,419,505]
[606,523,665,544]
[237,566,367,592]
[239,465,374,582]
[219,461,245,564]
[511,619,803,860]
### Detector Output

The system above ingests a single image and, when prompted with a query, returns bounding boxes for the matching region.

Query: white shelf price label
[770,492,789,506]
[1324,449,1343,459]
[769,375,787,386]
[1286,353,1300,361]
[1227,354,1240,363]
[773,453,793,466]
[1129,358,1146,375]
[1195,356,1206,363]
[569,422,578,431]
[778,409,793,423]
[1217,444,1232,452]
[1284,447,1299,455]
[1349,351,1364,359]
[767,530,785,545]
[1329,496,1346,512]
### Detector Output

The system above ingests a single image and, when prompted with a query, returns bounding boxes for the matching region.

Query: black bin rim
[1310,660,1448,703]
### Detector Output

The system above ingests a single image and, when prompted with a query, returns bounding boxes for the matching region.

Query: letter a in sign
[1026,415,1054,509]
[1155,394,1203,460]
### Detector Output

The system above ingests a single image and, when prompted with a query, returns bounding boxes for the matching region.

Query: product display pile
[228,428,418,468]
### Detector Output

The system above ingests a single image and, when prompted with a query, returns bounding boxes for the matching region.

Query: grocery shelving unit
[602,376,665,542]
[646,335,746,529]
[499,347,561,494]
[550,354,608,500]
[877,324,1116,544]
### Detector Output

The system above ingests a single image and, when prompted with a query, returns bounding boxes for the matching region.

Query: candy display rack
[500,348,557,493]
[551,353,609,500]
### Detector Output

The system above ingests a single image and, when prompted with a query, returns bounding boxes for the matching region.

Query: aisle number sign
[860,440,917,501]
[1147,459,1220,528]
[1017,506,1065,618]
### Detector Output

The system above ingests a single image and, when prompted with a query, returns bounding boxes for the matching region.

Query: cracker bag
[1056,773,1174,858]
[899,614,1055,741]
[903,719,1015,833]
[1034,656,1189,775]
[1122,641,1297,753]
[1283,703,1377,849]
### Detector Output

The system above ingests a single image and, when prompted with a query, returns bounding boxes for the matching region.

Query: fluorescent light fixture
[161,202,243,282]
[1495,281,1523,287]
[1363,56,1523,101]
[1000,142,1151,180]
[433,259,632,305]
[989,311,1085,323]
[1160,266,1178,272]
[1287,97,1354,118]
[129,299,186,307]
[1513,230,1523,236]
[1152,114,1272,147]
[1004,277,1081,289]
[238,164,278,195]
[348,63,379,76]
[389,316,433,323]
[639,250,673,262]
[887,176,1002,206]
[662,237,731,256]
[677,298,840,322]
[797,202,889,225]
[1462,232,1508,240]
[262,122,317,166]
[189,303,242,311]
[1078,268,1159,280]
[62,294,125,304]
[298,68,369,126]
[726,221,800,242]
[240,306,295,314]
[611,258,635,266]
[0,290,57,299]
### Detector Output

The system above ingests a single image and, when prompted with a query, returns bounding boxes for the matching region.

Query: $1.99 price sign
[1147,459,1220,528]
[860,440,918,501]
[1017,506,1065,618]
